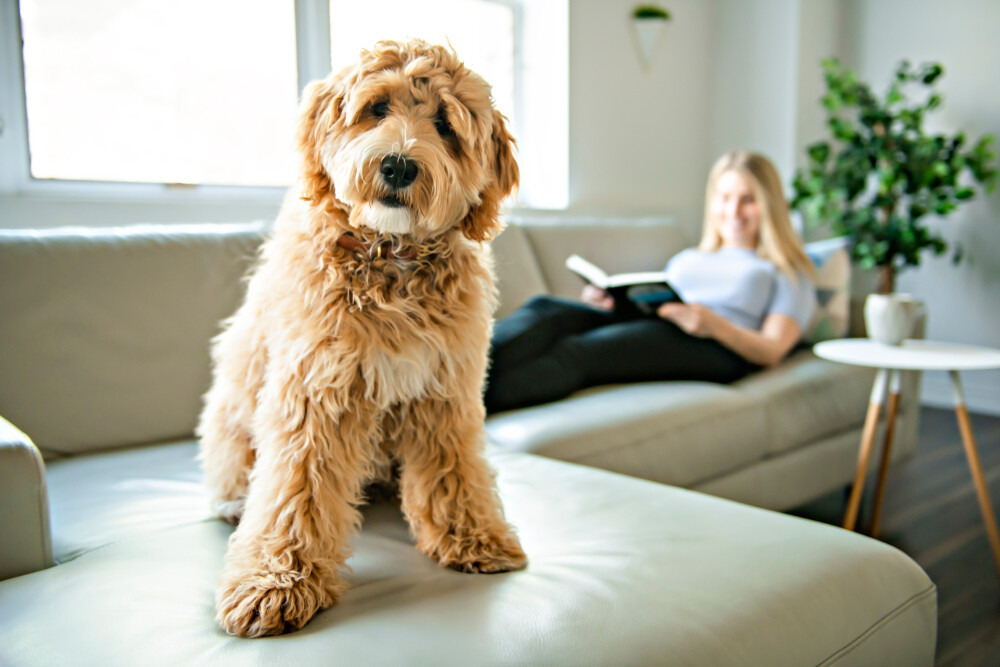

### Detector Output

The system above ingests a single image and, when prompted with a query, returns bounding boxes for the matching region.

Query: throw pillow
[804,237,851,343]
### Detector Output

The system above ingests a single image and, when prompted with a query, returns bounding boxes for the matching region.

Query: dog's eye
[370,101,389,120]
[434,111,454,138]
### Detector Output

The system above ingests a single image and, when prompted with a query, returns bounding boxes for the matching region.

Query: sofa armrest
[0,415,52,580]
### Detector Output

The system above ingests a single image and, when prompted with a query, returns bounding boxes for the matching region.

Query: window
[2,0,566,209]
[325,0,569,209]
[329,0,516,127]
[18,0,299,187]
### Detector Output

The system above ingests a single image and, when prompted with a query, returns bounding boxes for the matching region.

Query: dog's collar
[336,233,429,261]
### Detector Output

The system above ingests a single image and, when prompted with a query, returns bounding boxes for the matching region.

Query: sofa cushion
[513,216,689,301]
[732,350,876,457]
[45,441,208,563]
[0,223,266,458]
[804,237,852,343]
[487,381,769,488]
[490,222,548,320]
[0,441,936,666]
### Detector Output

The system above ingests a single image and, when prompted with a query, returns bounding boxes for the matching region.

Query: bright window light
[328,0,516,125]
[19,0,299,186]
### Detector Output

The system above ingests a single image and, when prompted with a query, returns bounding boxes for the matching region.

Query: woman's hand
[656,302,719,338]
[659,302,802,367]
[581,284,615,311]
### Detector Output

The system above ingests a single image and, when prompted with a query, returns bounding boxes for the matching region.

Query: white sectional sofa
[488,215,924,511]
[0,219,936,665]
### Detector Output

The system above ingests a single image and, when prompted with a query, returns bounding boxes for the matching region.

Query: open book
[565,254,683,317]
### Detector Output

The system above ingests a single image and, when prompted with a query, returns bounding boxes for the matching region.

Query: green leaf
[933,199,957,216]
[895,60,913,82]
[808,142,831,165]
[954,187,975,200]
[633,5,671,20]
[822,93,842,111]
[921,63,944,85]
[830,118,856,141]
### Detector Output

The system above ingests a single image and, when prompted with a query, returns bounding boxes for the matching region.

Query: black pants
[484,295,758,414]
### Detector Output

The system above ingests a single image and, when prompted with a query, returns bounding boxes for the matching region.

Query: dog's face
[296,40,518,242]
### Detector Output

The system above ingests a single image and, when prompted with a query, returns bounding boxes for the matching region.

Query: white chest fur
[360,335,442,409]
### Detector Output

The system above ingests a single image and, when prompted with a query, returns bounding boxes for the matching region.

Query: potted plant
[791,58,997,343]
[630,5,671,72]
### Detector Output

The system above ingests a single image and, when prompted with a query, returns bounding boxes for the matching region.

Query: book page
[565,254,610,288]
[604,271,672,288]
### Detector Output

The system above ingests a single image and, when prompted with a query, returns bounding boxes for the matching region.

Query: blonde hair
[698,151,815,281]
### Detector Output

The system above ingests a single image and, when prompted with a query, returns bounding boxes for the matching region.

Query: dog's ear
[490,109,520,201]
[461,109,519,242]
[296,75,345,206]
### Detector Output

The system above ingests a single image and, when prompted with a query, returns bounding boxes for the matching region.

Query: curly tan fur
[197,40,525,638]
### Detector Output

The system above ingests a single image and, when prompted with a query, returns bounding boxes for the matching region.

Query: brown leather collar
[336,233,427,261]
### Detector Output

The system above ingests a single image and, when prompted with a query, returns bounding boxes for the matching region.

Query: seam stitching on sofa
[54,517,221,566]
[817,583,936,665]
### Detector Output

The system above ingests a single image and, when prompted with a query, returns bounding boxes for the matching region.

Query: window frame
[0,0,527,206]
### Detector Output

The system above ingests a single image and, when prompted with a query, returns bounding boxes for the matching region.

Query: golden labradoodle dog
[197,39,526,638]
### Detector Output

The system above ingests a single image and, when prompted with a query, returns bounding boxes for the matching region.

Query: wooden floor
[789,406,1000,666]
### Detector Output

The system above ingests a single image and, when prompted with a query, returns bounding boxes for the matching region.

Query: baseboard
[920,371,1000,417]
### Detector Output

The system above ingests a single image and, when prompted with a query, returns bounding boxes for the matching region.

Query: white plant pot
[864,293,924,345]
[630,18,667,71]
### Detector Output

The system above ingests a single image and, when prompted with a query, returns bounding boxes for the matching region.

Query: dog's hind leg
[215,373,378,637]
[197,313,266,524]
[396,396,527,574]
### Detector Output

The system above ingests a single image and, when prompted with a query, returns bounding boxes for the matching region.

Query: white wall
[711,0,800,181]
[841,0,1000,414]
[567,0,717,241]
[793,1,845,171]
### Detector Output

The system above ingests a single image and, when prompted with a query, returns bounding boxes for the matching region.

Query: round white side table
[814,338,1000,579]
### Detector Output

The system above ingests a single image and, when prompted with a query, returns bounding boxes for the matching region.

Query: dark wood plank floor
[789,406,1000,667]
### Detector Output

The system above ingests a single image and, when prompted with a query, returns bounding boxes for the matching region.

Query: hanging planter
[630,5,671,72]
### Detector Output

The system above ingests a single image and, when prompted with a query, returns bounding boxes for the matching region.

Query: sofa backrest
[0,215,688,457]
[491,215,689,318]
[500,215,689,304]
[0,223,266,459]
[489,223,549,320]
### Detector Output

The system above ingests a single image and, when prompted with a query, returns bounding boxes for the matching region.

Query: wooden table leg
[870,370,902,537]
[844,368,888,531]
[950,370,1000,580]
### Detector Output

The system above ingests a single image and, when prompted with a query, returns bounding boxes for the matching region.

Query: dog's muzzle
[380,154,418,191]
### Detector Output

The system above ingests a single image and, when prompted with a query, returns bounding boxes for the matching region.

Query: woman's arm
[656,303,801,367]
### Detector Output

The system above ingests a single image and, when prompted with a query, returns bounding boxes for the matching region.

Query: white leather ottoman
[0,440,936,666]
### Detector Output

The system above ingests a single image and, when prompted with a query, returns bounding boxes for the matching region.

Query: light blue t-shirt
[664,247,816,332]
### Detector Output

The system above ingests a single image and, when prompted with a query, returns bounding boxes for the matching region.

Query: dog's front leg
[215,378,375,637]
[397,397,527,574]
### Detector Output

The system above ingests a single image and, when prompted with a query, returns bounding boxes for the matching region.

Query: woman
[484,151,816,414]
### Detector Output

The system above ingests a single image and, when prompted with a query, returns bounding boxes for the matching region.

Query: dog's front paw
[211,497,246,525]
[437,531,528,574]
[216,568,334,637]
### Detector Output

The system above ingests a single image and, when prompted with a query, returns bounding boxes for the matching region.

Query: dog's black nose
[380,154,418,190]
